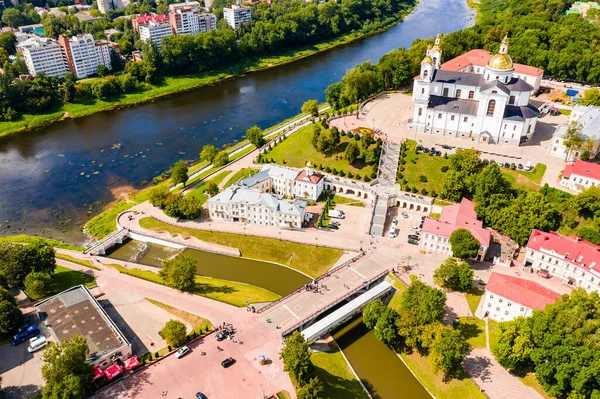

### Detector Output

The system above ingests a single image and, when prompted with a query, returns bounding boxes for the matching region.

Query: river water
[0,0,473,243]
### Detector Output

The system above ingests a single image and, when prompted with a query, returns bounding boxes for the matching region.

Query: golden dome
[421,55,433,65]
[487,53,513,70]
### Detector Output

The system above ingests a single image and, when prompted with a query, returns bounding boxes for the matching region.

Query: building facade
[223,4,251,29]
[139,21,173,48]
[97,0,123,14]
[550,106,600,161]
[475,272,561,322]
[132,13,170,32]
[294,166,325,201]
[525,230,600,293]
[59,34,112,79]
[208,187,307,228]
[17,37,68,78]
[410,35,542,146]
[420,198,491,260]
[198,12,217,32]
[561,160,600,192]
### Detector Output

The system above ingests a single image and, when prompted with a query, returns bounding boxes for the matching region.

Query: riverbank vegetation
[138,217,343,277]
[25,266,96,301]
[311,343,370,399]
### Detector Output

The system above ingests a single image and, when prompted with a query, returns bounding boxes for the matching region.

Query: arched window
[509,95,515,105]
[418,108,422,116]
[486,100,496,116]
[421,88,425,94]
[423,70,428,78]
[433,57,437,65]
[468,91,474,99]
[443,88,449,97]
[456,89,461,98]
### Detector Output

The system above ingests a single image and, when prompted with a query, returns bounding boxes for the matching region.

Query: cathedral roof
[505,77,534,92]
[432,69,484,87]
[427,95,479,116]
[481,80,511,95]
[487,53,513,71]
[503,104,540,121]
[440,49,543,77]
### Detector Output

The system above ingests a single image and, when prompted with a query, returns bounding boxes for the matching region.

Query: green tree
[400,278,446,326]
[297,377,325,399]
[0,32,17,54]
[429,328,469,376]
[200,144,219,163]
[159,319,187,347]
[344,142,360,163]
[0,242,56,288]
[449,229,481,259]
[205,181,219,197]
[41,335,93,399]
[61,72,77,103]
[301,99,319,117]
[246,125,265,147]
[582,87,600,106]
[279,331,313,387]
[2,9,24,28]
[0,297,23,339]
[96,64,108,77]
[316,130,336,153]
[360,132,374,149]
[171,160,189,187]
[149,185,171,208]
[311,124,322,149]
[159,254,197,291]
[24,271,52,298]
[472,163,512,206]
[362,298,386,329]
[374,308,400,346]
[433,258,474,291]
[213,151,229,167]
[562,122,585,161]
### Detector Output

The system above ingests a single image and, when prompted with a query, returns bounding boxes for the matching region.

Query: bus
[12,324,40,346]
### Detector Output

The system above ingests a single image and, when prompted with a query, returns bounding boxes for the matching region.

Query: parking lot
[382,206,425,245]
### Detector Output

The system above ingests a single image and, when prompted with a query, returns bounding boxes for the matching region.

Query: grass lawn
[276,391,292,399]
[465,289,484,315]
[331,194,366,207]
[501,164,547,192]
[55,254,100,271]
[224,168,260,189]
[266,124,375,178]
[518,372,554,399]
[145,298,213,335]
[399,140,451,195]
[0,235,82,251]
[188,170,232,204]
[85,200,134,240]
[139,217,343,277]
[26,266,96,301]
[311,345,370,399]
[388,273,407,311]
[105,263,279,307]
[456,317,486,348]
[488,319,500,351]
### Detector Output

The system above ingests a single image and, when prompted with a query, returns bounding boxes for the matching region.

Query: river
[0,0,474,243]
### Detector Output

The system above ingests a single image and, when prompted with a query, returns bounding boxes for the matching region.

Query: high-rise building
[16,37,68,78]
[198,12,217,33]
[132,13,170,32]
[169,2,200,35]
[139,20,174,48]
[58,34,112,79]
[97,0,123,14]
[223,4,251,30]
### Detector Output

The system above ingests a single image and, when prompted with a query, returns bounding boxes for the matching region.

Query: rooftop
[295,169,324,184]
[422,198,491,246]
[209,187,306,216]
[132,13,169,24]
[563,160,600,181]
[440,49,543,77]
[261,163,301,181]
[486,272,561,310]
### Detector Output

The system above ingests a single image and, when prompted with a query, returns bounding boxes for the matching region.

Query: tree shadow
[191,282,237,295]
[1,383,40,399]
[97,298,149,355]
[463,355,492,381]
[455,320,484,342]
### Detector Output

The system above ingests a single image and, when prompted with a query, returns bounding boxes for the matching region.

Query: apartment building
[97,0,123,14]
[139,20,173,48]
[208,187,307,228]
[223,4,251,30]
[169,2,200,35]
[59,34,112,79]
[16,37,68,78]
[475,272,561,322]
[561,160,600,193]
[132,13,170,32]
[551,106,600,162]
[198,13,217,33]
[525,229,600,293]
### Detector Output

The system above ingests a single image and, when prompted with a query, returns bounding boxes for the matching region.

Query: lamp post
[279,231,282,241]
[244,227,247,236]
[315,237,318,247]
[209,223,212,233]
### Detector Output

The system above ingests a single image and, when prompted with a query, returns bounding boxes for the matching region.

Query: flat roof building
[17,37,67,78]
[223,4,251,30]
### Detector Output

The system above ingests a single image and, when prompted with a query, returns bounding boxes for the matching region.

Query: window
[504,124,507,129]
[492,90,498,94]
[520,307,525,312]
[418,108,422,116]
[528,125,532,133]
[463,117,468,122]
[443,88,449,97]
[423,70,428,78]
[438,114,442,119]
[486,100,496,116]
[456,89,461,98]
[499,298,503,303]
[505,311,509,315]
[468,91,475,99]
[509,95,515,105]
[507,302,512,307]
[433,57,437,65]
[451,115,455,121]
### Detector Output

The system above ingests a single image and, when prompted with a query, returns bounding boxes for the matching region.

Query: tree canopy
[433,257,474,292]
[246,125,265,148]
[280,331,314,387]
[0,242,56,288]
[171,161,189,188]
[159,319,188,347]
[449,229,481,260]
[159,253,197,291]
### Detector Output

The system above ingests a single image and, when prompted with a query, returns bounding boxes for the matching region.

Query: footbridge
[83,229,130,255]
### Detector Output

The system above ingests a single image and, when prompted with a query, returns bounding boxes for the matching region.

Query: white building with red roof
[475,272,561,322]
[294,163,324,201]
[525,230,600,293]
[132,14,169,32]
[420,198,491,260]
[561,160,600,192]
[411,35,543,146]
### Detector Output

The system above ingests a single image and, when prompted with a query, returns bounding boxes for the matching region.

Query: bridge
[83,229,130,256]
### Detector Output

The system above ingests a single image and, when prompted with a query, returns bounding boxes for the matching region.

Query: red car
[538,270,550,279]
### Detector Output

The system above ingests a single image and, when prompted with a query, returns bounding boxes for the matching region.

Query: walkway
[369,195,388,237]
[378,139,400,186]
[443,291,473,323]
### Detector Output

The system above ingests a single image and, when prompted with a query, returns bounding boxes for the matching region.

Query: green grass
[388,273,408,311]
[488,319,500,351]
[465,289,484,315]
[266,124,375,178]
[276,391,292,399]
[501,164,547,192]
[224,168,260,189]
[0,235,82,251]
[139,217,343,277]
[55,254,100,271]
[145,298,213,335]
[311,345,370,399]
[331,194,366,207]
[85,200,134,240]
[518,372,554,399]
[188,170,232,204]
[26,265,96,301]
[456,317,486,348]
[105,263,279,306]
[399,140,451,195]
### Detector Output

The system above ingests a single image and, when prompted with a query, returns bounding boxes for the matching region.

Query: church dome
[421,55,433,65]
[487,53,513,70]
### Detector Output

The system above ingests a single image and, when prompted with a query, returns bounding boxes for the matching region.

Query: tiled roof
[422,198,491,246]
[133,14,169,24]
[440,49,544,77]
[562,160,600,180]
[295,170,324,184]
[486,272,561,310]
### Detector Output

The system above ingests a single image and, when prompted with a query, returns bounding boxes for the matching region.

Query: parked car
[328,223,339,230]
[389,228,397,238]
[420,215,426,220]
[401,212,409,218]
[408,234,419,240]
[176,346,190,359]
[328,210,345,219]
[416,144,423,150]
[12,324,40,346]
[408,238,418,245]
[517,163,523,169]
[524,161,533,171]
[538,270,551,279]
[435,151,442,156]
[441,144,451,149]
[410,226,420,231]
[216,331,229,341]
[27,335,47,353]
[391,218,398,227]
[430,147,436,153]
[489,159,496,164]
[329,220,340,226]
[196,393,208,399]
[221,357,236,368]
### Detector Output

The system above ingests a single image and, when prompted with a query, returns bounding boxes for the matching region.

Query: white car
[175,346,190,359]
[389,228,397,238]
[410,226,420,231]
[391,218,398,227]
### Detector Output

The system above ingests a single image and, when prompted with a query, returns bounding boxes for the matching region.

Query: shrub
[441,166,449,173]
[481,159,489,166]
[347,132,354,139]
[401,179,407,185]
[419,175,428,183]
[347,171,354,178]
[332,168,339,175]
[420,187,428,195]
[159,319,188,347]
[168,345,172,352]
[355,174,362,180]
[339,170,346,177]
[397,173,403,180]
[399,166,405,172]
[325,166,332,173]
[404,185,411,192]
[510,163,516,170]
[443,152,449,159]
[370,171,377,179]
[400,159,406,165]
[155,352,160,358]
[411,186,418,193]
[318,164,323,170]
[364,175,372,182]
[340,130,346,136]
[431,190,438,197]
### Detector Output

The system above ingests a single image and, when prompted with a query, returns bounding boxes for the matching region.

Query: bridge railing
[83,228,129,255]
[280,269,389,336]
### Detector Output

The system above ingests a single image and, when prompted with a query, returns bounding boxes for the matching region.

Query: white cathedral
[410,35,544,146]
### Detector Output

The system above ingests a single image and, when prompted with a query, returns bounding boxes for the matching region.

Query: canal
[106,239,311,296]
[0,0,473,243]
[333,317,431,399]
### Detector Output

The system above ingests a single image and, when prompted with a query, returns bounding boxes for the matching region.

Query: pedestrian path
[369,195,388,237]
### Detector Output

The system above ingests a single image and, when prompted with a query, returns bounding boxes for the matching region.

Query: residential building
[17,37,68,78]
[475,272,561,322]
[223,4,251,30]
[198,12,217,32]
[294,164,325,201]
[169,2,201,35]
[525,230,600,293]
[139,20,174,48]
[59,34,112,79]
[97,0,123,14]
[420,198,491,260]
[35,285,132,369]
[550,105,600,161]
[565,1,600,17]
[561,160,600,192]
[410,35,543,146]
[208,187,307,228]
[132,13,170,32]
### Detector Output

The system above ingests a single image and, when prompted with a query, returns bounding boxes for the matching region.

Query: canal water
[0,0,473,243]
[333,317,431,399]
[106,239,310,296]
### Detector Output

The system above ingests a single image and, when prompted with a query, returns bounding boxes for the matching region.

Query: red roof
[103,363,123,380]
[527,230,600,278]
[421,198,491,246]
[562,160,600,180]
[440,49,544,77]
[295,170,324,184]
[133,14,169,24]
[486,272,561,310]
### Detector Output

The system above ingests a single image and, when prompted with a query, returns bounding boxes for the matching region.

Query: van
[328,210,345,219]
[524,161,533,171]
[12,324,40,346]
[27,335,47,353]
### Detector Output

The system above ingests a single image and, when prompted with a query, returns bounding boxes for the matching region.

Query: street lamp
[209,223,212,233]
[315,237,318,247]
[279,231,282,241]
